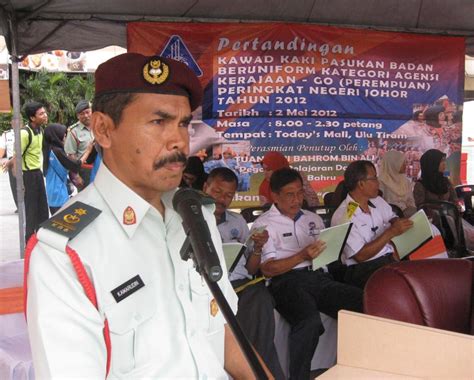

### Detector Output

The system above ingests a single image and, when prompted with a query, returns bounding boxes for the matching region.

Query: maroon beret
[95,53,203,111]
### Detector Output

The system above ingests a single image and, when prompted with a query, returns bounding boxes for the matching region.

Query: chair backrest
[306,205,336,228]
[364,259,474,335]
[455,184,473,212]
[240,205,270,223]
[323,192,335,207]
[418,200,467,257]
[389,203,404,218]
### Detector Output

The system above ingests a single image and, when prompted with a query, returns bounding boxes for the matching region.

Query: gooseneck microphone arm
[173,188,268,380]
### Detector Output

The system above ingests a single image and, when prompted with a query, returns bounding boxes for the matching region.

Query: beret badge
[143,59,169,85]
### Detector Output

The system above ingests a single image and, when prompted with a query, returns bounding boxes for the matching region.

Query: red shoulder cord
[24,234,111,377]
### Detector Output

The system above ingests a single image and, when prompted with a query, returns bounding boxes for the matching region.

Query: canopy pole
[7,13,26,256]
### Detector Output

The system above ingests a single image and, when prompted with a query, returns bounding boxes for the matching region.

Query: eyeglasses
[280,189,305,201]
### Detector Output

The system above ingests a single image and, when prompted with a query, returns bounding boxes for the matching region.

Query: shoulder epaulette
[68,122,80,132]
[40,201,102,239]
[346,201,359,220]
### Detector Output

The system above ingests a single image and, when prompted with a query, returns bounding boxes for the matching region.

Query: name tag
[111,275,145,303]
[283,232,292,237]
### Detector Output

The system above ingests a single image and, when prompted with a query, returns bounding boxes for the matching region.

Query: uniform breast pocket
[189,270,211,332]
[105,284,157,376]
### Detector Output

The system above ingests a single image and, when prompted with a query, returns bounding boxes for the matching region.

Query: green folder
[391,209,433,259]
[222,242,247,272]
[312,222,352,269]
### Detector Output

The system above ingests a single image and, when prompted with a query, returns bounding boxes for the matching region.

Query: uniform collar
[345,194,376,216]
[218,210,239,225]
[270,204,304,221]
[216,210,227,225]
[94,163,155,239]
[75,121,91,131]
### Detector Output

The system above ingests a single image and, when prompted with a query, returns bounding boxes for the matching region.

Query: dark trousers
[23,169,49,242]
[270,270,363,380]
[344,255,396,289]
[232,279,285,380]
[8,165,18,208]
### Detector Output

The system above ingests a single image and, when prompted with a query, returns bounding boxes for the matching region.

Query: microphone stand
[180,237,268,380]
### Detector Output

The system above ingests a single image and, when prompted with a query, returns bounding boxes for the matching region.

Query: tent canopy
[1,0,474,57]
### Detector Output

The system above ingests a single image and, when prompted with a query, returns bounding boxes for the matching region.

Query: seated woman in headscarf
[180,156,207,191]
[413,149,456,206]
[414,149,473,250]
[258,151,319,207]
[43,123,94,214]
[379,150,417,217]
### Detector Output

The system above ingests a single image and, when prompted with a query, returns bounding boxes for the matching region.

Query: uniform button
[134,313,141,321]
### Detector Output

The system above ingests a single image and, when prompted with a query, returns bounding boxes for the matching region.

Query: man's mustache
[153,151,187,170]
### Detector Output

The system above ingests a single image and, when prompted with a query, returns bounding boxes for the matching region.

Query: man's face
[95,93,192,200]
[31,107,48,127]
[359,166,380,199]
[77,107,92,127]
[272,179,304,219]
[203,177,237,217]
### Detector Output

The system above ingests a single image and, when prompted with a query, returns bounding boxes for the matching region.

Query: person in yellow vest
[19,101,50,241]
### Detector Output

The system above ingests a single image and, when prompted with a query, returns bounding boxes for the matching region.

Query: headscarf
[258,152,290,204]
[43,123,67,174]
[261,151,290,171]
[379,150,409,198]
[419,149,449,195]
[182,156,207,190]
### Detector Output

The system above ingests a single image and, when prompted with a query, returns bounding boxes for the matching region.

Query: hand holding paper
[312,222,352,269]
[391,210,433,259]
[301,240,327,261]
[389,218,414,236]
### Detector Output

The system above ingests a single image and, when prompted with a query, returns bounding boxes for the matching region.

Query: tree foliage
[0,70,95,134]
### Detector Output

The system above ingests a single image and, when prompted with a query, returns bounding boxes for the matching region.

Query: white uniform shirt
[217,210,251,281]
[331,195,396,266]
[252,205,325,269]
[0,129,15,158]
[27,163,238,379]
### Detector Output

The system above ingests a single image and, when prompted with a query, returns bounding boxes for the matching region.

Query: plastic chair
[323,192,335,207]
[418,200,469,258]
[389,203,404,218]
[306,205,336,228]
[240,205,270,224]
[455,184,474,224]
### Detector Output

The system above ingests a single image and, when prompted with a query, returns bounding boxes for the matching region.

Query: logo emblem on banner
[160,35,203,77]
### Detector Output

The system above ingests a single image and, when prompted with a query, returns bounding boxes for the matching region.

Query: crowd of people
[0,100,98,241]
[1,52,472,380]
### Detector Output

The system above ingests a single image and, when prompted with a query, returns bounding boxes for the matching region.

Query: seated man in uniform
[253,167,363,380]
[25,53,268,379]
[203,167,285,380]
[331,160,413,288]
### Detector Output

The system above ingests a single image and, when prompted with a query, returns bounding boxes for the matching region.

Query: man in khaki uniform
[65,99,94,189]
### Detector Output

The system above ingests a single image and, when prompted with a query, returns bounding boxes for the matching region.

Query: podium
[319,311,473,379]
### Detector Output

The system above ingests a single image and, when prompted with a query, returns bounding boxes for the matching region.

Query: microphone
[371,226,379,233]
[172,187,223,282]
